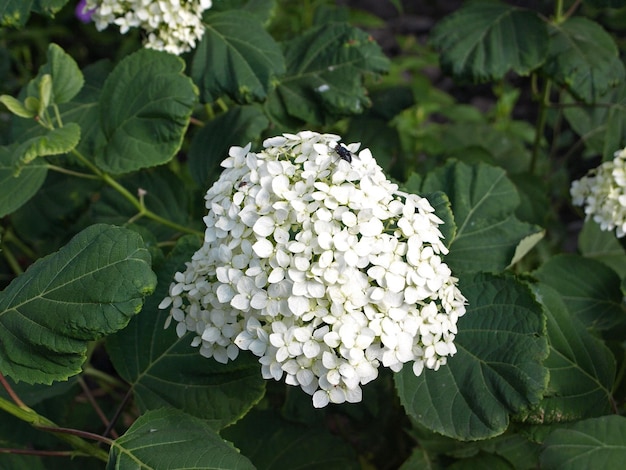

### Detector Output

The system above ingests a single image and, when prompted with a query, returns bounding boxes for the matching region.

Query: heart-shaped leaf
[0,224,156,384]
[95,49,197,174]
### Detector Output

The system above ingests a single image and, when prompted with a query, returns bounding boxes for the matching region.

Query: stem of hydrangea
[0,387,110,461]
[71,149,203,237]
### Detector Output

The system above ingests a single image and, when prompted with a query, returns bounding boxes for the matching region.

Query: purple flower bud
[75,0,95,23]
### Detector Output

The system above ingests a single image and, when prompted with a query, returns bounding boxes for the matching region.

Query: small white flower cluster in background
[571,147,626,238]
[160,131,467,407]
[83,0,212,55]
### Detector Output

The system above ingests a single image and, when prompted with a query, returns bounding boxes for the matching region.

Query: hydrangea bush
[160,131,466,407]
[1,1,626,468]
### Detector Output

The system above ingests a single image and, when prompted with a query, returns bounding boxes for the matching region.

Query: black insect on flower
[333,142,352,164]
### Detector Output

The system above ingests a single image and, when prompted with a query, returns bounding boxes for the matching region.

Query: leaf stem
[70,149,203,237]
[530,78,551,175]
[0,389,110,462]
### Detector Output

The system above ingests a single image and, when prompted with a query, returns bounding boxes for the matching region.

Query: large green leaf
[0,145,47,217]
[95,49,197,174]
[543,17,625,103]
[107,408,254,470]
[192,10,285,103]
[540,416,626,469]
[265,22,390,127]
[188,105,269,186]
[420,160,544,273]
[525,283,615,424]
[106,236,266,429]
[533,254,626,332]
[0,224,156,384]
[430,2,548,82]
[395,273,549,441]
[222,409,359,469]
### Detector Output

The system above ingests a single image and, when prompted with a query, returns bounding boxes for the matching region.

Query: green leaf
[188,105,269,186]
[533,254,626,332]
[107,408,254,470]
[14,123,80,165]
[543,17,625,103]
[540,416,626,469]
[0,145,47,217]
[95,49,197,174]
[0,224,156,384]
[222,409,359,469]
[192,10,285,103]
[0,95,36,118]
[430,2,548,82]
[0,0,33,27]
[420,160,544,273]
[579,219,626,278]
[106,236,266,429]
[27,43,84,105]
[395,273,549,441]
[525,283,615,424]
[265,22,390,127]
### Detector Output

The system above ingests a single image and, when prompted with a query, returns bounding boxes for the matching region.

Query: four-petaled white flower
[571,147,626,238]
[160,131,467,407]
[84,0,212,55]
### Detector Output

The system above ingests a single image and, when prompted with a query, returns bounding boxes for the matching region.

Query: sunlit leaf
[95,49,197,174]
[0,224,156,384]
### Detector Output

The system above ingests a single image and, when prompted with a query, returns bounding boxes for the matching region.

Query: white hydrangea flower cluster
[571,147,626,238]
[84,0,212,55]
[160,131,467,407]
